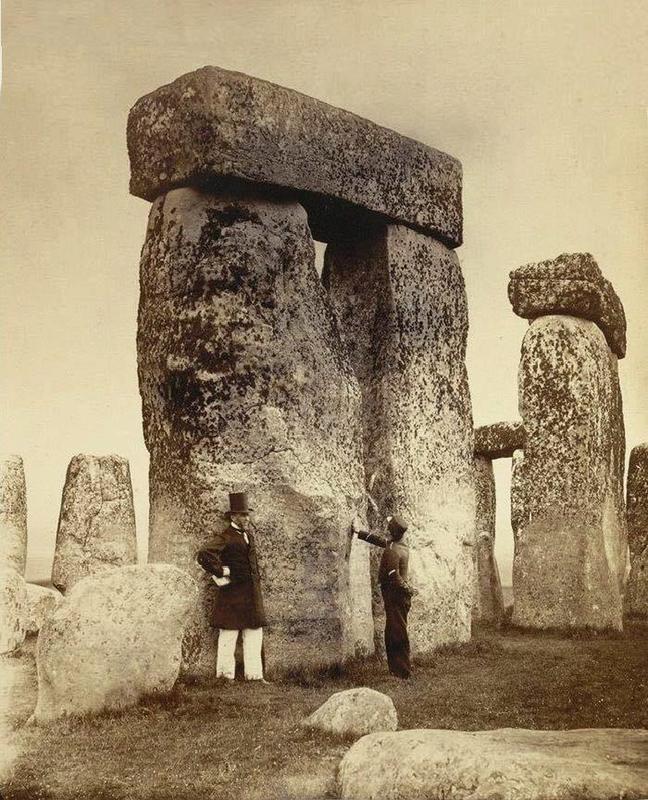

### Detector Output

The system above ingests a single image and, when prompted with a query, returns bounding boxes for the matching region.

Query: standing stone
[25,584,63,635]
[31,565,196,723]
[0,456,27,575]
[138,187,373,676]
[472,456,504,625]
[0,568,26,654]
[513,315,626,629]
[324,224,475,651]
[625,443,648,617]
[510,448,526,540]
[52,455,137,593]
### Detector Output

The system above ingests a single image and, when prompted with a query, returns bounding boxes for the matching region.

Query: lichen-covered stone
[513,315,627,630]
[472,457,504,625]
[138,187,373,676]
[625,443,648,617]
[338,728,648,800]
[127,66,462,247]
[0,568,26,653]
[0,455,27,574]
[508,252,626,358]
[25,584,63,635]
[303,688,398,739]
[510,448,526,540]
[324,225,475,652]
[51,455,137,593]
[474,421,525,459]
[31,565,196,723]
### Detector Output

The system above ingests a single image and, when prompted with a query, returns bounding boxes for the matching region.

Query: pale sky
[2,0,647,584]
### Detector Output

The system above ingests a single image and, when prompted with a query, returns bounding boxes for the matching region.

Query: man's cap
[387,515,408,538]
[225,491,253,515]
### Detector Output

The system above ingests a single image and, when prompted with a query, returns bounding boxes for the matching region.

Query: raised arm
[357,529,388,548]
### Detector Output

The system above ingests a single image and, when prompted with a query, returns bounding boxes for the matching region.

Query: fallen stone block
[338,728,648,799]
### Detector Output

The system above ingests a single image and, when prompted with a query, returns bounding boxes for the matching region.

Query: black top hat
[225,492,253,515]
[387,514,408,540]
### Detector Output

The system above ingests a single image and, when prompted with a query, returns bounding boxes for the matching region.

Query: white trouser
[216,628,264,680]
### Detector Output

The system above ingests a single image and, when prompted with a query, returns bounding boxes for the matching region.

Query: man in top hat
[196,492,267,681]
[353,514,413,679]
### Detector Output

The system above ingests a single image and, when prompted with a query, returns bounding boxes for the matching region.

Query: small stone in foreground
[303,688,397,739]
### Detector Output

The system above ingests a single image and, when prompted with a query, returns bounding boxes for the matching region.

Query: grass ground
[3,623,648,800]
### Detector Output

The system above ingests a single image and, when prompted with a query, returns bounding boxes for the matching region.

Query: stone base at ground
[25,585,63,635]
[52,454,138,592]
[0,456,27,575]
[338,728,648,799]
[31,564,196,723]
[0,568,26,654]
[303,688,397,739]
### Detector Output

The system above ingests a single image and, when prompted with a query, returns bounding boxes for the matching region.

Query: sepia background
[1,0,647,587]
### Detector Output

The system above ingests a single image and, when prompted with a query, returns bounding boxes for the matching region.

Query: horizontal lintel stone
[508,252,626,358]
[127,66,463,247]
[474,421,525,459]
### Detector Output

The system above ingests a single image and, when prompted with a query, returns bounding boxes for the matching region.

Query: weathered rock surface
[51,455,137,593]
[25,584,63,635]
[0,568,26,653]
[510,448,526,539]
[0,455,27,574]
[324,225,475,652]
[138,188,373,676]
[513,315,627,630]
[127,66,462,247]
[338,728,648,800]
[31,564,196,723]
[625,443,648,617]
[474,421,525,459]
[303,688,397,739]
[472,457,504,625]
[508,252,626,358]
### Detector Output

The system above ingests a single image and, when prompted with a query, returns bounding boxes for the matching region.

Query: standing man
[196,492,267,682]
[353,514,413,679]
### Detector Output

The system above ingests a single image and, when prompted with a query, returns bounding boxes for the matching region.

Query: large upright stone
[323,225,475,651]
[0,568,26,654]
[513,315,626,630]
[472,456,504,625]
[138,187,373,676]
[508,252,626,358]
[127,66,462,247]
[52,455,137,593]
[625,443,648,617]
[0,455,27,574]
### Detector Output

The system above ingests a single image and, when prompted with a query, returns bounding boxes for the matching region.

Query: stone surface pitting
[138,188,373,676]
[324,224,475,652]
[508,252,626,358]
[25,584,63,635]
[625,443,648,617]
[31,565,196,723]
[473,421,525,459]
[52,455,138,593]
[0,455,27,575]
[472,456,504,625]
[338,728,648,800]
[513,315,627,630]
[303,688,397,739]
[127,66,463,247]
[0,568,26,654]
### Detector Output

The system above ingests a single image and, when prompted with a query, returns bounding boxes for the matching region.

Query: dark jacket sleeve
[357,530,388,548]
[196,534,227,577]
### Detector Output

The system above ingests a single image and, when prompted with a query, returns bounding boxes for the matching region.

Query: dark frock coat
[196,525,266,630]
